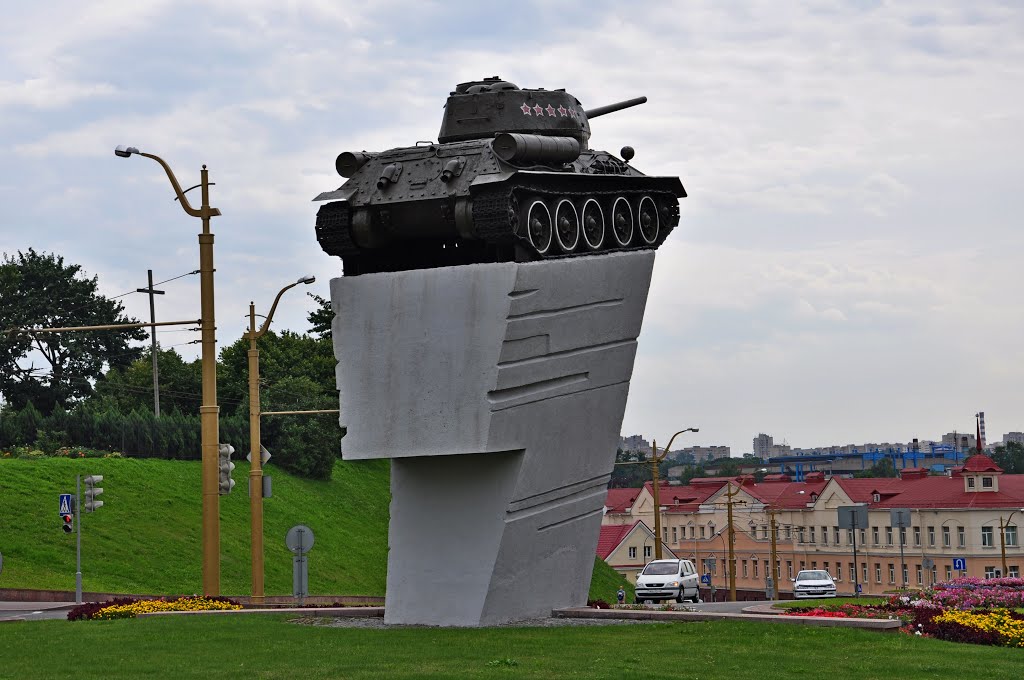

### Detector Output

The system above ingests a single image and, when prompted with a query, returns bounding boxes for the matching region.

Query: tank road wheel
[525,200,554,255]
[611,196,634,247]
[554,199,580,252]
[637,195,659,245]
[581,198,605,251]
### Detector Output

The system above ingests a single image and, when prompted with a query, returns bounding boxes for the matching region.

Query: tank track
[315,201,355,259]
[470,178,680,260]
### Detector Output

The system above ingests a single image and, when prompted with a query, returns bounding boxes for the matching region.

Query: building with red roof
[602,456,1024,596]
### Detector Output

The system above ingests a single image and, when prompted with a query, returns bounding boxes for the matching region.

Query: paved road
[0,602,76,622]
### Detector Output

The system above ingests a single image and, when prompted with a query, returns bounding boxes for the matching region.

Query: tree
[0,250,145,414]
[93,347,203,415]
[989,442,1024,474]
[853,458,897,478]
[306,292,333,341]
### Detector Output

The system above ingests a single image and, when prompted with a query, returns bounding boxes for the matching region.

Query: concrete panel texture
[330,251,655,625]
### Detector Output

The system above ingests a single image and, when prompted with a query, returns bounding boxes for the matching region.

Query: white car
[791,570,837,599]
[634,559,701,603]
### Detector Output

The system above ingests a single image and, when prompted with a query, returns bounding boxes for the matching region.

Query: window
[644,545,652,559]
[984,566,997,579]
[847,529,855,544]
[629,547,637,559]
[872,527,880,545]
[967,477,976,489]
[875,563,882,583]
[873,492,881,502]
[823,561,830,575]
[982,526,994,547]
[888,563,895,583]
[672,527,677,543]
[945,566,952,581]
[787,561,793,578]
[916,565,923,585]
[942,526,951,547]
[928,526,935,547]
[821,526,828,545]
[850,562,856,582]
[800,561,806,571]
[798,527,805,543]
[700,526,706,539]
[902,564,909,585]
[1010,566,1020,578]
[931,566,937,585]
[811,561,817,570]
[899,528,907,546]
[753,560,759,579]
[809,527,816,544]
[761,525,768,540]
[663,527,668,543]
[836,563,842,580]
[776,560,781,579]
[913,527,921,547]
[886,527,894,545]
[833,527,841,544]
[982,477,993,489]
[689,526,695,539]
[1005,525,1019,547]
[742,560,748,578]
[861,562,868,582]
[958,527,966,547]
[860,529,867,544]
[784,526,792,540]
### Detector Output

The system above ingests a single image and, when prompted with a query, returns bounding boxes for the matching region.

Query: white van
[634,559,701,603]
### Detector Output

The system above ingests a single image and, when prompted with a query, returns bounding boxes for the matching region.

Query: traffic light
[218,443,235,495]
[61,513,74,533]
[84,475,104,512]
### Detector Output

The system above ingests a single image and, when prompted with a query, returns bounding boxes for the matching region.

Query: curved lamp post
[115,145,223,596]
[244,275,316,604]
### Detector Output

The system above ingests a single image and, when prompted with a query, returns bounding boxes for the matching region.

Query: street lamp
[116,145,222,595]
[999,509,1024,577]
[647,428,696,561]
[244,275,316,604]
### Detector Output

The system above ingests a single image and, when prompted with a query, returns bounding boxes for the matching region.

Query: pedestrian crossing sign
[59,494,72,515]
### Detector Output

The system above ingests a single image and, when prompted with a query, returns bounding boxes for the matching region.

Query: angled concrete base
[331,251,655,626]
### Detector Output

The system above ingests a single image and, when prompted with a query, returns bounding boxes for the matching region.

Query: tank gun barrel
[583,96,647,119]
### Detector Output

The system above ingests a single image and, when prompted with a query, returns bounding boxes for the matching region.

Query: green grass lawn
[0,456,390,596]
[0,457,631,602]
[0,614,1020,680]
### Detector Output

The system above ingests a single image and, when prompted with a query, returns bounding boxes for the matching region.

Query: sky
[1,1,1023,456]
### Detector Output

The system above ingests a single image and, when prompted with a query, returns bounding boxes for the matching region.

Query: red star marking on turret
[569,107,577,118]
[533,104,544,115]
[557,105,567,116]
[520,103,532,115]
[545,104,556,116]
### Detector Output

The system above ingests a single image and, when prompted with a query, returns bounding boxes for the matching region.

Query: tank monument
[314,77,686,626]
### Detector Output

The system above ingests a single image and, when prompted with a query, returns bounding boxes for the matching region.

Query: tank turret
[314,77,686,276]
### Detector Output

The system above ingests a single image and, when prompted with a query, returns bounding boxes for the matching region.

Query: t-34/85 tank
[314,77,686,275]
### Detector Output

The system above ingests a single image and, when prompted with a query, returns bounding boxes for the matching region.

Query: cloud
[2,1,1024,454]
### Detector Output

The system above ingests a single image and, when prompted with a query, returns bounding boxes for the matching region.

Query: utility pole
[768,506,780,600]
[136,270,165,417]
[726,482,738,602]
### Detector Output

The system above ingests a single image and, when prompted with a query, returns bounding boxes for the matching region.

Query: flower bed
[68,595,242,621]
[781,577,1024,648]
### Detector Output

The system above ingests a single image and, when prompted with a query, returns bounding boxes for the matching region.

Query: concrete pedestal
[330,251,655,625]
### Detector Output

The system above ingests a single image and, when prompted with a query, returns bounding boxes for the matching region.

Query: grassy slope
[0,457,391,596]
[0,458,630,600]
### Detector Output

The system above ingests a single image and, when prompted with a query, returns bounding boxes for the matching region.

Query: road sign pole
[75,475,82,605]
